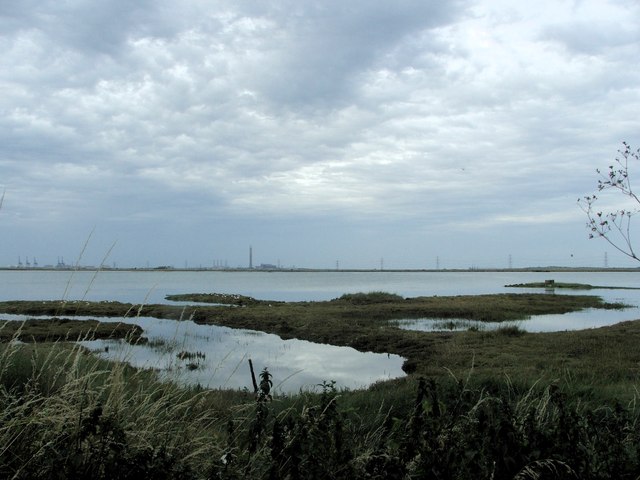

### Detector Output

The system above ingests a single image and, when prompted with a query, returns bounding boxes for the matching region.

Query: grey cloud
[2,0,640,268]
[237,0,468,107]
[0,0,175,55]
[542,20,640,56]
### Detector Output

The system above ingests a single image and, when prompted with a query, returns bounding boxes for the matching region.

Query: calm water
[73,316,405,394]
[1,310,406,393]
[2,269,640,304]
[2,269,640,327]
[2,269,640,391]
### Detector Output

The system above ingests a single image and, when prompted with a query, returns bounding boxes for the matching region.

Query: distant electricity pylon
[604,251,609,268]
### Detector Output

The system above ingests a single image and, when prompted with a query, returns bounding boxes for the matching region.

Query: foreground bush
[226,377,640,479]
[0,341,639,479]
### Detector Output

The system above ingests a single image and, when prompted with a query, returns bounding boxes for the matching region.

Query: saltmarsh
[0,291,634,399]
[0,317,143,343]
[1,292,640,478]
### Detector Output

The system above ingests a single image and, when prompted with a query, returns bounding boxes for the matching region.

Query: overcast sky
[1,0,640,270]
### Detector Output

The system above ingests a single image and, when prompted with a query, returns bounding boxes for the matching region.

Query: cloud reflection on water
[72,315,405,393]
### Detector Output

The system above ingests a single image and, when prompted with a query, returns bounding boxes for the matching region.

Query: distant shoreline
[2,266,639,273]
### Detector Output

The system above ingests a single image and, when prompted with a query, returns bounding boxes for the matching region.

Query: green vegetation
[0,339,639,479]
[1,291,639,477]
[0,318,143,343]
[166,291,405,305]
[166,292,281,306]
[0,293,630,390]
[0,341,225,479]
[506,281,640,290]
[0,292,624,326]
[334,291,405,304]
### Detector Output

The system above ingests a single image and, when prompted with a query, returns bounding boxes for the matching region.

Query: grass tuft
[333,291,405,304]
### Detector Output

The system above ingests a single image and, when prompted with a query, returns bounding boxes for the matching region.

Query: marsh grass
[146,337,175,352]
[0,318,144,343]
[0,337,230,479]
[177,350,206,371]
[393,318,528,333]
[335,291,405,304]
[2,287,640,477]
[4,292,637,403]
[506,281,640,290]
[492,324,527,337]
[0,293,625,380]
[177,350,206,361]
[1,331,640,478]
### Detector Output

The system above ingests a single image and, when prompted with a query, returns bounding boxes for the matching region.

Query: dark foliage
[2,373,639,479]
[212,377,640,479]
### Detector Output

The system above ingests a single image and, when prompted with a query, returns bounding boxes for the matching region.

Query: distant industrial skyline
[2,246,632,271]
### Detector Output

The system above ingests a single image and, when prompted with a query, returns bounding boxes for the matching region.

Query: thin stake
[248,358,258,393]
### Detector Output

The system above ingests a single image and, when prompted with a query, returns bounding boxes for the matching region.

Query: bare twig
[579,142,640,262]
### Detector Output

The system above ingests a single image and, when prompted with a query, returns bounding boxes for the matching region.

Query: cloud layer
[2,0,639,268]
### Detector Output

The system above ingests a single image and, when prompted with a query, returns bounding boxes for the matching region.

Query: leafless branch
[578,142,640,262]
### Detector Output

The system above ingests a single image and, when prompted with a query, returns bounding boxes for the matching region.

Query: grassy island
[0,317,144,343]
[506,281,640,290]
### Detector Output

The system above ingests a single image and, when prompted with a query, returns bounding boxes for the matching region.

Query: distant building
[257,263,278,270]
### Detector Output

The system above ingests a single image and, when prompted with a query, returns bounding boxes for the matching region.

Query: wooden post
[248,358,258,394]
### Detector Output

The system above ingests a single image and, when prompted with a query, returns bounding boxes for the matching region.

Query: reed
[1,333,640,478]
[0,334,226,479]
